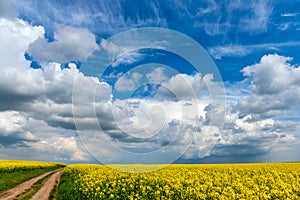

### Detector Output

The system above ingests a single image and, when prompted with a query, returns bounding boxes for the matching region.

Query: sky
[0,0,300,164]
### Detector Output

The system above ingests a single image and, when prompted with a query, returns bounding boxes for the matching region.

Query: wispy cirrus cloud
[14,0,168,35]
[208,45,250,59]
[238,0,273,33]
[194,0,273,36]
[281,13,300,17]
[208,41,300,59]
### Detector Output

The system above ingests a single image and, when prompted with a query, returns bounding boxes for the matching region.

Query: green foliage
[56,171,81,200]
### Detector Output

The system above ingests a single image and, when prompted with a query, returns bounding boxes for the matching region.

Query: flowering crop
[59,163,300,199]
[58,163,300,199]
[0,160,63,173]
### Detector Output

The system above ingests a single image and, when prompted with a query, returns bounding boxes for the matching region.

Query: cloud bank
[0,1,299,163]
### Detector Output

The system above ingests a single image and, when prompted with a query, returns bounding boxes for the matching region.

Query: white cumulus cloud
[27,26,97,63]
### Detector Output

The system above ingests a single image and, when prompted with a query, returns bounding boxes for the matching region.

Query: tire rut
[0,168,63,200]
[30,168,63,200]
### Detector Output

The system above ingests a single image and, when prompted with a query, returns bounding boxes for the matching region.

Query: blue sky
[14,0,300,81]
[0,0,299,164]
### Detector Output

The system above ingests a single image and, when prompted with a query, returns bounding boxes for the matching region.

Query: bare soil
[30,168,63,200]
[0,168,63,200]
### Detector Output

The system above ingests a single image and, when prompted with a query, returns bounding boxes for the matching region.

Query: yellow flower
[61,162,300,199]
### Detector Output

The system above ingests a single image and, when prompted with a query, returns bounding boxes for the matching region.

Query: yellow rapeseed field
[0,160,62,173]
[60,163,300,199]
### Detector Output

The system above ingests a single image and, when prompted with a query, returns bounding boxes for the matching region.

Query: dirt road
[0,168,63,200]
[30,168,63,200]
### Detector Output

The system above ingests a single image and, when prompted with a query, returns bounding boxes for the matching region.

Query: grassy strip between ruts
[49,170,64,200]
[15,171,55,200]
[0,166,63,193]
